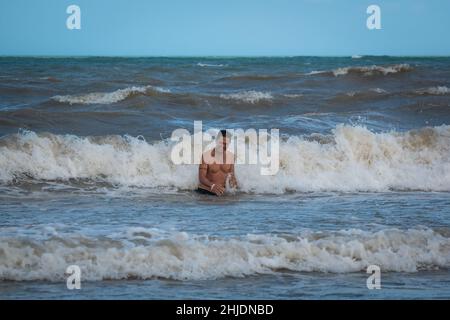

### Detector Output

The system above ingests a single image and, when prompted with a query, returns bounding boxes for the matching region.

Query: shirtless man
[198,130,238,196]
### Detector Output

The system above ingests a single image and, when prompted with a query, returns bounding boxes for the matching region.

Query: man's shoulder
[201,149,214,165]
[202,149,213,157]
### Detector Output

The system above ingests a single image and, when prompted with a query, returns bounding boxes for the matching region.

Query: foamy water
[307,63,413,77]
[219,91,273,103]
[416,86,450,95]
[52,85,170,105]
[1,125,449,192]
[1,228,448,281]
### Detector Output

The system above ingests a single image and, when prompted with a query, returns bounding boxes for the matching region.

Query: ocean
[0,56,449,299]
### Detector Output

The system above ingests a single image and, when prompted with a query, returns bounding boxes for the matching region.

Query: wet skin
[198,135,238,196]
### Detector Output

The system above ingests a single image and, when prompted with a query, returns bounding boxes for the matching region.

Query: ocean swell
[52,85,170,105]
[308,64,413,77]
[415,86,450,96]
[219,90,273,103]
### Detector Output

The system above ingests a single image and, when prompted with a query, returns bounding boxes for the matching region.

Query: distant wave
[306,70,327,76]
[329,88,389,103]
[52,85,170,105]
[197,62,226,67]
[50,88,300,106]
[307,64,413,77]
[216,74,290,82]
[351,55,363,59]
[331,85,450,102]
[219,90,273,103]
[370,87,388,94]
[0,227,448,281]
[282,93,304,98]
[39,76,62,82]
[344,88,388,97]
[1,125,450,192]
[415,86,450,96]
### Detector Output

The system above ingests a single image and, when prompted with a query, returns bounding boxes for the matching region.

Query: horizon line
[1,54,450,59]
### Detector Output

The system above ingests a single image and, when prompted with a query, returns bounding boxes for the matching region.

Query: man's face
[217,135,229,150]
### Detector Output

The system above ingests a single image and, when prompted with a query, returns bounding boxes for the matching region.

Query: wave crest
[308,64,413,77]
[0,228,448,281]
[1,125,450,192]
[197,62,226,67]
[219,91,273,103]
[52,85,170,105]
[415,86,450,96]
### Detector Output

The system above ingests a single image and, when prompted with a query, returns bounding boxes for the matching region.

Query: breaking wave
[308,64,413,77]
[1,125,450,192]
[219,91,273,103]
[52,85,170,105]
[415,86,450,96]
[0,227,448,281]
[197,62,226,67]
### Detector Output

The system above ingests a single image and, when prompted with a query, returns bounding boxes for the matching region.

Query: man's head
[216,129,230,151]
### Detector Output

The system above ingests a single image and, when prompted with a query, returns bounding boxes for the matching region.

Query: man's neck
[212,147,227,163]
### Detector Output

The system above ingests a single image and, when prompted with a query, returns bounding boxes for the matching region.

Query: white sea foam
[351,55,363,59]
[1,125,450,192]
[416,86,450,95]
[282,93,304,98]
[52,85,170,105]
[197,62,226,67]
[307,64,412,77]
[306,70,326,75]
[335,64,412,76]
[219,91,273,103]
[370,88,388,94]
[0,228,448,281]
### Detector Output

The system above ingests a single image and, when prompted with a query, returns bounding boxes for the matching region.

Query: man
[198,130,238,196]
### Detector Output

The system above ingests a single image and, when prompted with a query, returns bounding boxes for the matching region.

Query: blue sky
[0,0,449,56]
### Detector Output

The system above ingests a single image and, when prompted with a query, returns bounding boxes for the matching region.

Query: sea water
[0,56,449,299]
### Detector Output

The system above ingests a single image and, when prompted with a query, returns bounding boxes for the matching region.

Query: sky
[0,0,449,56]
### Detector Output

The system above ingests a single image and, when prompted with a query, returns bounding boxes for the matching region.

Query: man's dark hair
[220,129,227,138]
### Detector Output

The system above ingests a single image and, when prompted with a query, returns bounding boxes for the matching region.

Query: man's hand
[211,184,225,196]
